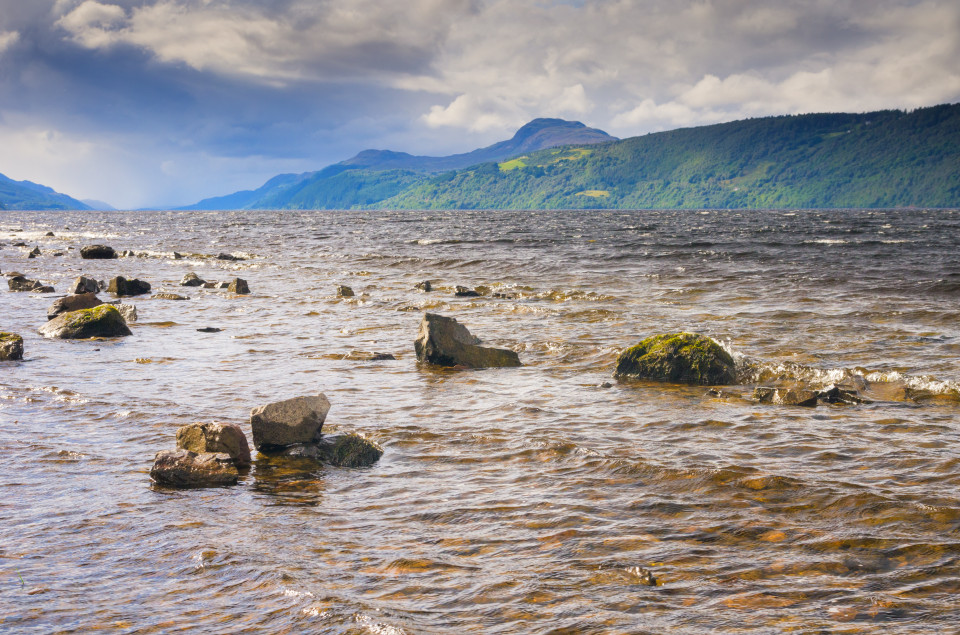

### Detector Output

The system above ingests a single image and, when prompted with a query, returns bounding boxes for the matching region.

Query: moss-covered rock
[38,304,132,339]
[614,332,736,385]
[0,332,24,361]
[316,433,383,467]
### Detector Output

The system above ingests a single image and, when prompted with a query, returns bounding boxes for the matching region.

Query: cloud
[0,31,20,55]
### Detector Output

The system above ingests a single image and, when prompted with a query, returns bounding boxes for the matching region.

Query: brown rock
[176,422,251,467]
[227,278,249,294]
[80,244,117,259]
[250,394,330,450]
[414,313,521,369]
[150,450,238,487]
[0,332,24,361]
[47,293,104,320]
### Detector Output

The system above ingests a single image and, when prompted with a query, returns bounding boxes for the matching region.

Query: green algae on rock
[38,304,132,339]
[614,332,736,385]
[0,332,24,360]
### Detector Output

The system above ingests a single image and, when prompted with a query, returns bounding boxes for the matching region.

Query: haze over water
[2,208,959,633]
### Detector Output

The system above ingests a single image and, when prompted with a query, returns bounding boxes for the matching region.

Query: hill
[182,104,960,211]
[182,118,617,210]
[0,173,91,210]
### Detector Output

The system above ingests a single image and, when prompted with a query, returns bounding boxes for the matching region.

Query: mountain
[0,172,91,210]
[182,118,617,210]
[81,199,117,211]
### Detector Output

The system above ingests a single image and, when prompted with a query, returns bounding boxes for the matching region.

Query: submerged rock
[0,332,24,361]
[70,276,100,294]
[180,272,205,287]
[38,304,132,339]
[152,292,188,301]
[80,244,117,259]
[227,278,250,294]
[414,313,521,369]
[817,384,864,405]
[196,327,222,333]
[176,422,251,468]
[47,292,104,320]
[753,387,818,407]
[150,450,238,487]
[217,252,244,261]
[315,433,383,467]
[454,285,481,297]
[614,332,736,385]
[337,285,354,298]
[250,394,331,450]
[108,276,151,296]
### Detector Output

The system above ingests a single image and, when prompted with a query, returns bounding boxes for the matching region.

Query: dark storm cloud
[0,0,957,208]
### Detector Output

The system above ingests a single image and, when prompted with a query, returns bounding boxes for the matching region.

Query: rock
[250,394,331,450]
[227,278,249,294]
[38,304,132,339]
[454,285,481,297]
[337,285,354,297]
[152,292,188,301]
[44,231,55,237]
[12,241,26,247]
[7,276,52,292]
[70,276,100,294]
[80,244,118,259]
[196,327,222,333]
[215,281,230,289]
[753,386,818,407]
[180,272,205,287]
[315,433,383,467]
[172,252,183,260]
[817,385,864,405]
[150,450,238,487]
[28,246,40,258]
[0,332,24,361]
[114,303,138,322]
[176,422,251,467]
[47,293,104,320]
[614,332,736,385]
[344,351,396,361]
[414,313,521,369]
[217,252,243,261]
[415,280,432,292]
[107,276,151,296]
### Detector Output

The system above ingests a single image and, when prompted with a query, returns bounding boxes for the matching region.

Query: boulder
[0,333,24,361]
[227,278,250,294]
[180,272,205,287]
[315,433,383,467]
[614,332,736,385]
[80,244,118,259]
[415,280,432,292]
[176,422,251,467]
[454,285,481,297]
[38,304,132,339]
[114,303,138,323]
[8,276,49,292]
[414,313,521,368]
[107,276,151,296]
[250,394,330,450]
[47,293,104,320]
[70,276,100,294]
[337,285,354,298]
[150,450,238,487]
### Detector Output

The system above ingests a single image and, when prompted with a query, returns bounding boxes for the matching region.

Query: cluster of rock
[179,272,250,294]
[150,394,383,488]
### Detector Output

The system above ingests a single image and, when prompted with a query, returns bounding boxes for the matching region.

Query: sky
[0,0,958,209]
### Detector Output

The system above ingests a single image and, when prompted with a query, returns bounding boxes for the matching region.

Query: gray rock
[414,313,521,369]
[80,244,117,259]
[38,304,132,339]
[47,293,104,320]
[250,394,331,450]
[315,433,383,467]
[70,276,100,294]
[227,278,250,294]
[337,285,354,298]
[180,272,205,287]
[176,422,251,467]
[114,303,138,323]
[614,332,736,385]
[0,332,24,361]
[150,450,238,487]
[108,276,151,296]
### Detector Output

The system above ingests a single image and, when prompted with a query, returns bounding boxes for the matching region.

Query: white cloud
[0,30,20,55]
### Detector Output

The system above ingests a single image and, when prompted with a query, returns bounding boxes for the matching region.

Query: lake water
[2,208,959,633]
